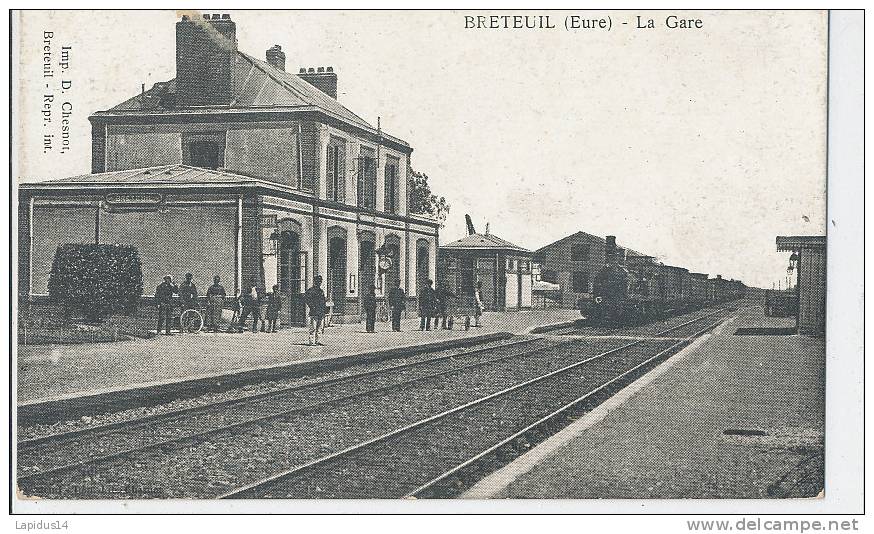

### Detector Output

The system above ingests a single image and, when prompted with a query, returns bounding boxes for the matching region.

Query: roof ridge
[442,232,531,252]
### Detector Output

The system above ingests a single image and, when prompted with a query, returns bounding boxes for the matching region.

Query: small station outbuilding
[439,230,534,312]
[776,235,827,336]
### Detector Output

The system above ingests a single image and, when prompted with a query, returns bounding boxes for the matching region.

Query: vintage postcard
[8,8,864,517]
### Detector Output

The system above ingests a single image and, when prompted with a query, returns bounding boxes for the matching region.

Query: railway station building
[533,231,644,308]
[18,14,439,325]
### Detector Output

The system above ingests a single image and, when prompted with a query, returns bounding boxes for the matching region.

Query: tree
[48,244,144,323]
[409,167,450,227]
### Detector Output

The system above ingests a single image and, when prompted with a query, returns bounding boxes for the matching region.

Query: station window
[326,138,346,203]
[572,271,590,293]
[357,147,377,209]
[384,157,399,214]
[571,244,590,262]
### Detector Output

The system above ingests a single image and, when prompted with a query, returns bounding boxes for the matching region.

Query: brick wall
[536,233,607,307]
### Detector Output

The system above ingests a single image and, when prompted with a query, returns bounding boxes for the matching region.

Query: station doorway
[279,230,307,326]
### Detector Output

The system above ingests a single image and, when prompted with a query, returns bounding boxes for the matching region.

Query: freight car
[578,235,744,326]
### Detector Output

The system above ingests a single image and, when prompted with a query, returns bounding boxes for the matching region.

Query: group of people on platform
[348,278,484,334]
[154,274,284,337]
[154,273,485,345]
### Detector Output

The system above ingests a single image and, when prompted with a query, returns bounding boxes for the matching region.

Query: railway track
[17,306,735,499]
[219,307,734,499]
[17,337,565,479]
[546,306,723,337]
[19,336,544,447]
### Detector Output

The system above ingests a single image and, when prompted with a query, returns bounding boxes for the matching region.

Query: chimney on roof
[266,44,286,71]
[298,66,338,99]
[175,13,237,107]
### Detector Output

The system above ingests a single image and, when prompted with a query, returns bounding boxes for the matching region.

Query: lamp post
[787,251,798,290]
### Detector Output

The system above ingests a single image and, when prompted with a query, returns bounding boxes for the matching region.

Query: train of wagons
[578,235,746,326]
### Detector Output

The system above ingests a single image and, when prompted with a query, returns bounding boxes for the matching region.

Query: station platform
[463,306,825,499]
[17,309,578,405]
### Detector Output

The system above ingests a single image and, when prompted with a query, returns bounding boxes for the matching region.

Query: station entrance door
[279,230,307,326]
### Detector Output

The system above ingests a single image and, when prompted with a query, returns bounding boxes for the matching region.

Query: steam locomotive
[578,235,745,326]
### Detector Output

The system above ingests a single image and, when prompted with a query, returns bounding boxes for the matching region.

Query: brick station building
[18,14,439,325]
[533,231,644,308]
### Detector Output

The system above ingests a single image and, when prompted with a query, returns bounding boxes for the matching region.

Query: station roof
[93,50,409,150]
[19,165,264,189]
[19,164,441,228]
[534,230,605,253]
[442,233,532,254]
[776,235,827,251]
[535,230,646,259]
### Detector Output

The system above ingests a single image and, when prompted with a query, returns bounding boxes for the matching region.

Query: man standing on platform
[206,275,226,333]
[388,279,406,332]
[435,283,455,330]
[155,275,177,336]
[419,278,436,331]
[305,275,328,345]
[239,283,259,333]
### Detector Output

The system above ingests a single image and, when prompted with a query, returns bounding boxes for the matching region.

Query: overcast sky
[16,10,827,288]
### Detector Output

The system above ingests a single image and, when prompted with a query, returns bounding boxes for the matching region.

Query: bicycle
[179,303,204,333]
[376,300,390,323]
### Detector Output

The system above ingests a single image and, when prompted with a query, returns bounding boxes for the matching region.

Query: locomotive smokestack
[605,235,617,264]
